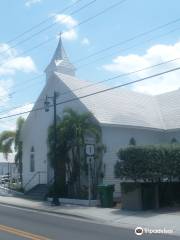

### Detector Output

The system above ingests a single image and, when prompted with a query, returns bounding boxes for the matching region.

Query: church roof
[54,72,179,131]
[42,39,180,131]
[45,37,76,77]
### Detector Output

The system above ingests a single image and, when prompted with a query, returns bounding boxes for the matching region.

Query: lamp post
[44,91,60,206]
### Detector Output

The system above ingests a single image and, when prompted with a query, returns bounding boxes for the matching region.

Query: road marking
[0,224,50,240]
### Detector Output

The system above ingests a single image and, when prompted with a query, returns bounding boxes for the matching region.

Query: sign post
[85,144,95,207]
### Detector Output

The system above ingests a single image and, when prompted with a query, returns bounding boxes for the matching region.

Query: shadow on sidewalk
[110,207,180,218]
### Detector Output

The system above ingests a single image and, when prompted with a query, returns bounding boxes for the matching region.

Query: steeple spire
[45,34,76,79]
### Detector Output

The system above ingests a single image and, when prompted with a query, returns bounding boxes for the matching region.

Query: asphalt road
[0,204,178,240]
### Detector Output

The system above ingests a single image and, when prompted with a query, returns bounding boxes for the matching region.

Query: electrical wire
[0,65,179,120]
[6,0,84,44]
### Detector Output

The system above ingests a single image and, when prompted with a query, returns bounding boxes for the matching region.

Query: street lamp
[44,91,60,206]
[44,96,51,112]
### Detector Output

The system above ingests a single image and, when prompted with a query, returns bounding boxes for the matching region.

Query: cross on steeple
[45,32,76,79]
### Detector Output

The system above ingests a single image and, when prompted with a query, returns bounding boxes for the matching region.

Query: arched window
[129,137,136,146]
[30,146,35,172]
[31,146,34,152]
[171,138,178,144]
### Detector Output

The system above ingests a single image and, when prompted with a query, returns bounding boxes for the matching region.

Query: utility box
[121,183,159,211]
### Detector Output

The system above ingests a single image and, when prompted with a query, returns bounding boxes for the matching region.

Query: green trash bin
[97,184,114,207]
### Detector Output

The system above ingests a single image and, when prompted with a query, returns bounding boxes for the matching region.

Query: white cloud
[0,103,34,131]
[54,14,78,28]
[8,103,34,116]
[3,56,36,74]
[62,29,78,41]
[0,79,14,107]
[103,42,180,95]
[0,44,17,58]
[0,43,36,76]
[53,14,78,41]
[25,0,42,7]
[0,43,36,120]
[81,37,90,46]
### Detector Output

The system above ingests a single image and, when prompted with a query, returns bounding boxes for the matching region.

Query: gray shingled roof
[55,72,178,130]
[156,90,180,130]
[45,37,76,77]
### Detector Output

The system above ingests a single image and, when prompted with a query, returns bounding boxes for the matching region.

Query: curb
[0,201,93,221]
[0,186,23,196]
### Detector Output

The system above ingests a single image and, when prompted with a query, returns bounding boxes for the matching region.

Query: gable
[55,72,165,130]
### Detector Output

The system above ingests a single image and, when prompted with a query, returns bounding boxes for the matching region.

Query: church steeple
[45,35,76,79]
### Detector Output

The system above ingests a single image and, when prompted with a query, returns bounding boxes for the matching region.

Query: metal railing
[24,171,47,192]
[47,176,54,186]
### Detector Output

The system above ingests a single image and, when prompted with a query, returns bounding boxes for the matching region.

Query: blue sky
[0,0,180,129]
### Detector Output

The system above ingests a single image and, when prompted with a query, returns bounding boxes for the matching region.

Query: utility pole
[52,92,60,205]
[44,91,60,206]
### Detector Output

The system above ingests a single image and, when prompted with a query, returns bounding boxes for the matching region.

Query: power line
[0,65,180,121]
[76,25,180,69]
[0,0,179,98]
[0,0,126,68]
[0,103,35,115]
[6,0,84,44]
[1,2,180,107]
[5,23,180,97]
[7,55,180,100]
[60,57,180,97]
[3,53,180,111]
[10,78,44,96]
[1,0,97,56]
[1,0,125,58]
[0,74,44,101]
[11,74,44,90]
[73,17,180,64]
[13,17,180,75]
[1,0,179,88]
[13,14,180,69]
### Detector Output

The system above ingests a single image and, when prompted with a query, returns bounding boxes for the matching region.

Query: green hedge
[115,144,180,182]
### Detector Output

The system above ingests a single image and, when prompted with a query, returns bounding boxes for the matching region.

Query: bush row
[114,144,180,182]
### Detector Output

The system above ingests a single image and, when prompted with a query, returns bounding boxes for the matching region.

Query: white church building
[21,37,180,197]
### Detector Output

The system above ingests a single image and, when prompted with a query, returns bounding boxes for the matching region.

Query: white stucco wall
[21,71,180,193]
[164,130,180,143]
[101,125,165,198]
[21,73,92,190]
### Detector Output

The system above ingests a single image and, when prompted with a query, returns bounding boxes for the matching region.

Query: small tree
[0,131,15,159]
[0,117,25,184]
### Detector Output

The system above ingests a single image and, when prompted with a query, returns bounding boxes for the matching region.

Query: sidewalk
[0,193,179,236]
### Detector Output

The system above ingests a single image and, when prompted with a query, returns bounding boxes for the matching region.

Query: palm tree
[63,108,101,193]
[0,117,25,185]
[14,117,25,184]
[0,131,15,159]
[48,108,104,198]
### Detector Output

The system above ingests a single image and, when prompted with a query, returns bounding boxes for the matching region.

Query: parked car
[0,175,10,184]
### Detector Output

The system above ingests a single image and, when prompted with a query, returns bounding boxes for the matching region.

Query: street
[0,204,178,240]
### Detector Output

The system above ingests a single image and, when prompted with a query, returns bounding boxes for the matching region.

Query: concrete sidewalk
[0,194,179,236]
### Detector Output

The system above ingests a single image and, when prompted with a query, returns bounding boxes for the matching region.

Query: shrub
[115,144,180,182]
